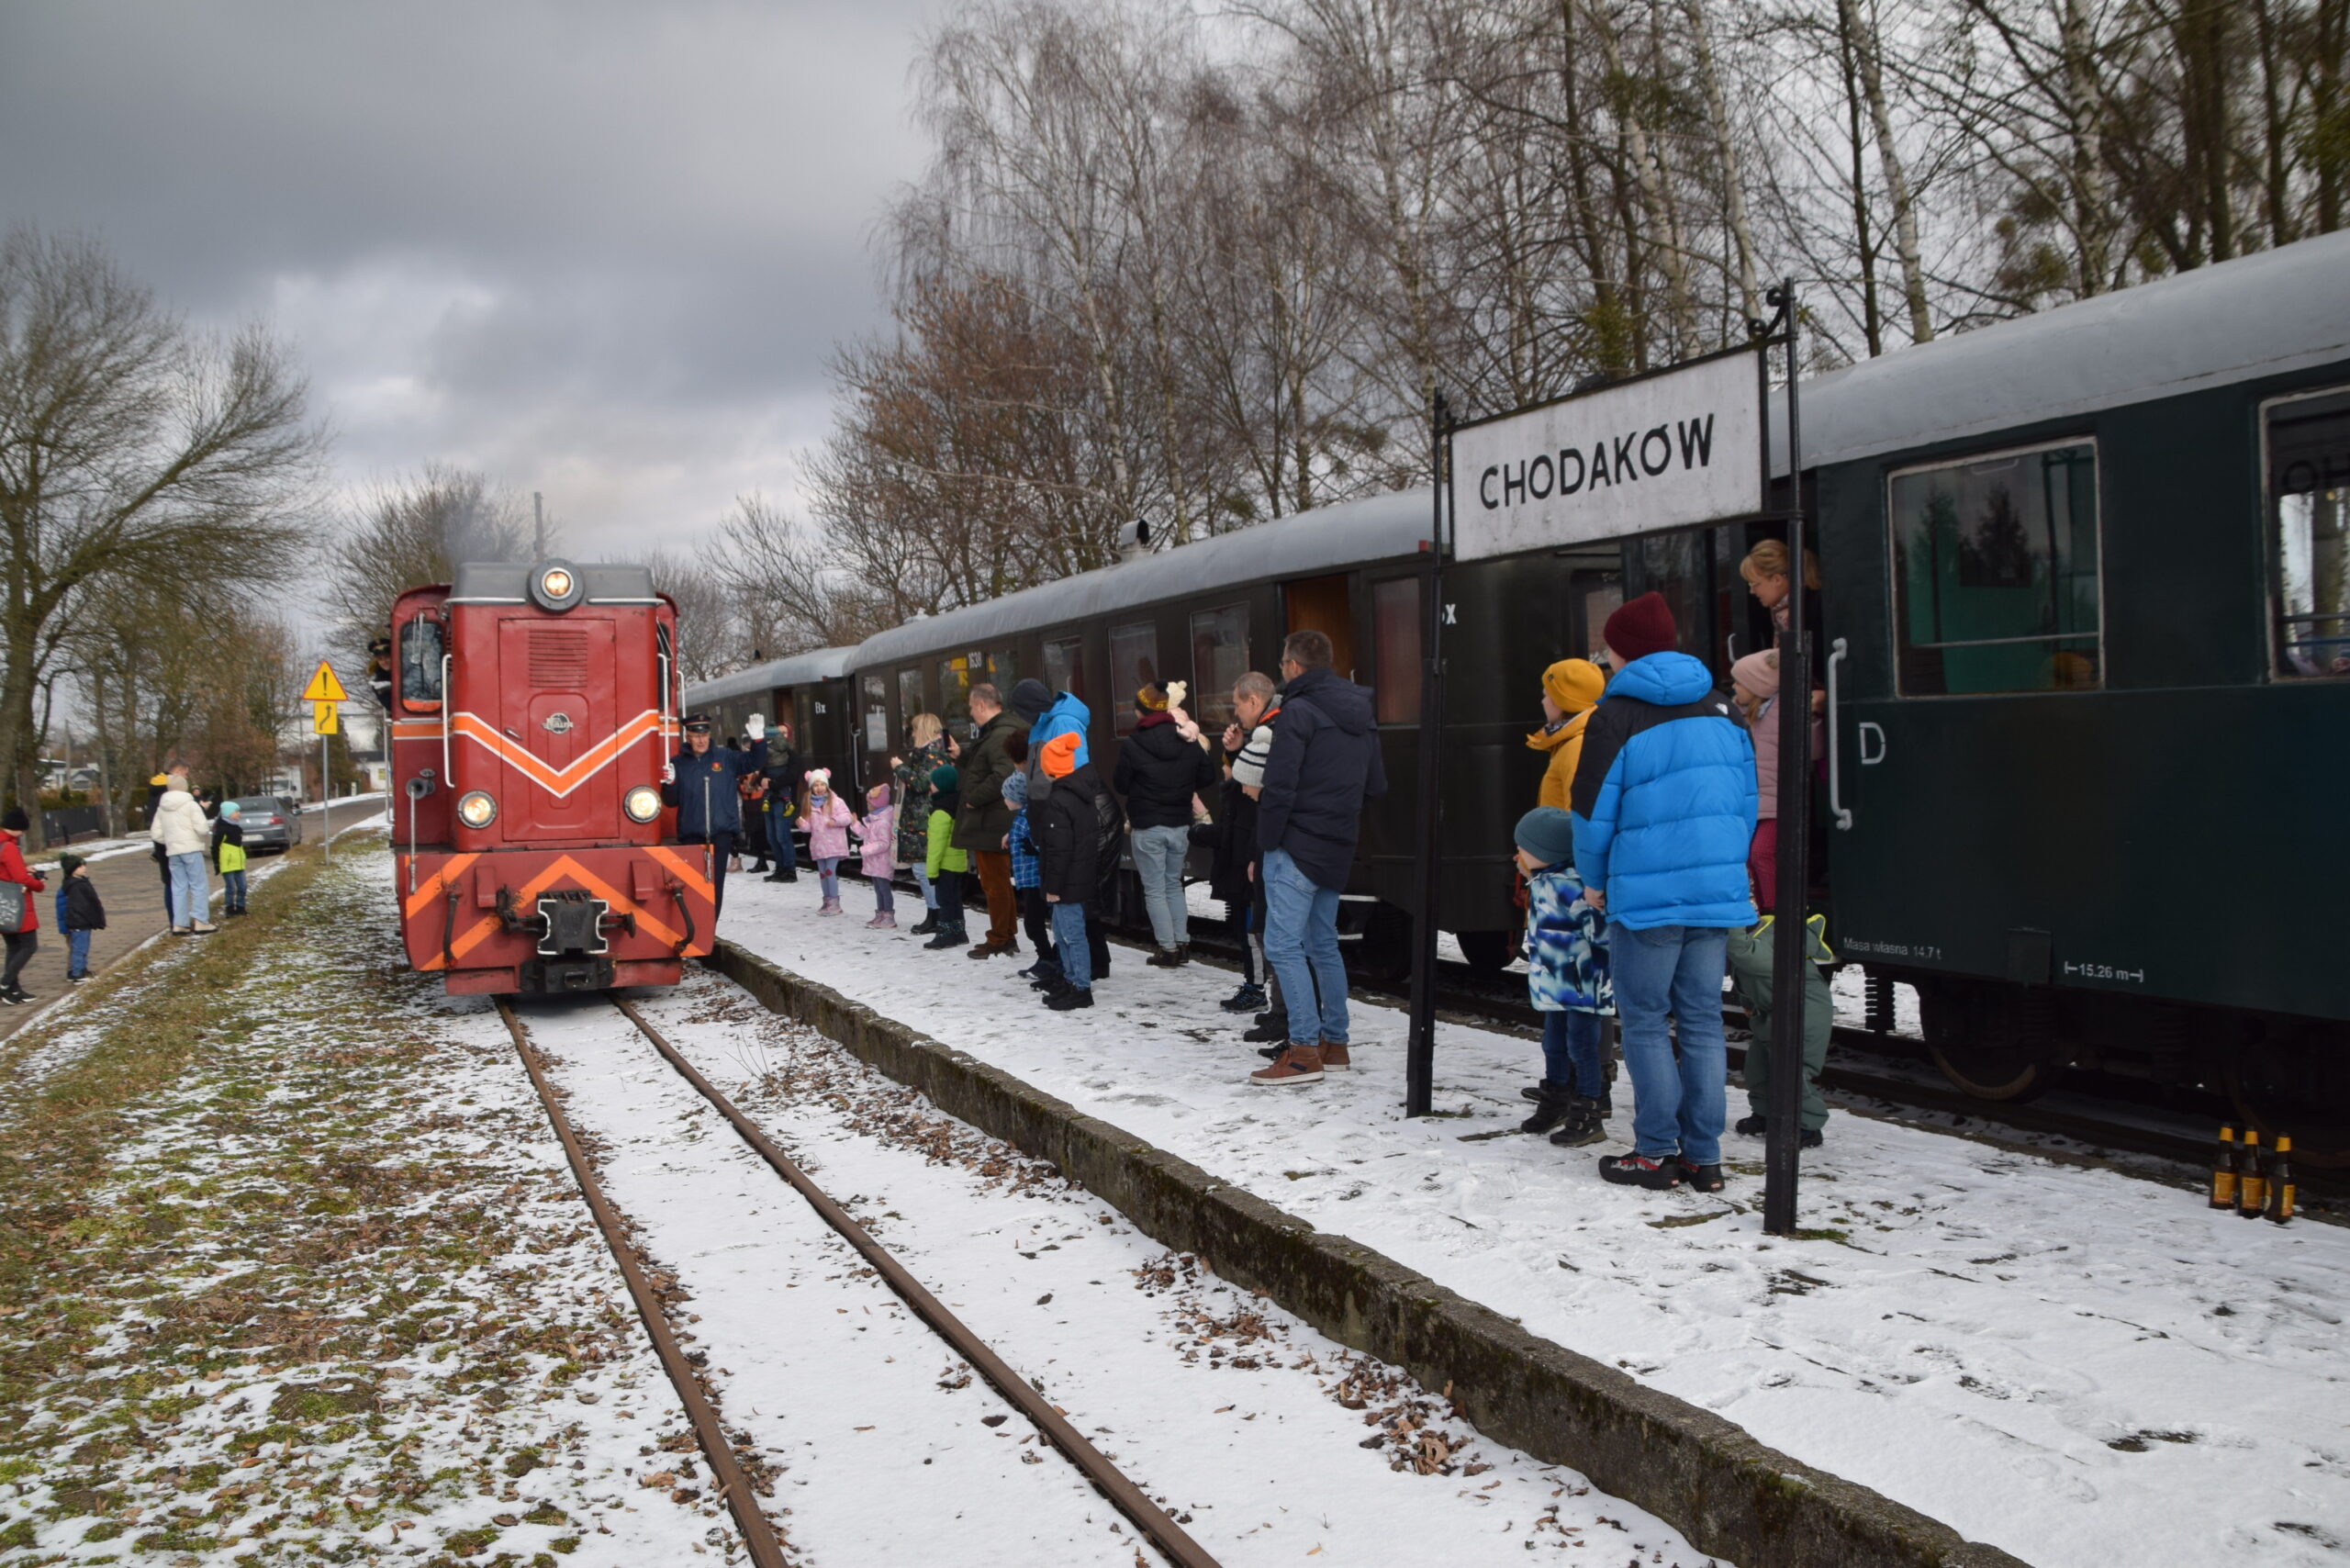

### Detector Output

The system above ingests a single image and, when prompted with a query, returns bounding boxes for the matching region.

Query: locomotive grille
[529,629,591,688]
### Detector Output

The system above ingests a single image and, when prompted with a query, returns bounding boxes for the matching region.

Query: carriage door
[498,618,618,838]
[1283,574,1359,680]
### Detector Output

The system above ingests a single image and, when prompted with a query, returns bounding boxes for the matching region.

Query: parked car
[232,796,306,854]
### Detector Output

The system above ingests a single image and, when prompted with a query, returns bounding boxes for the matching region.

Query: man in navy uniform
[663,711,767,918]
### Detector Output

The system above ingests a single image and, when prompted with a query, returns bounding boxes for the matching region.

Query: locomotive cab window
[2267,386,2350,678]
[398,616,444,711]
[1889,439,2101,696]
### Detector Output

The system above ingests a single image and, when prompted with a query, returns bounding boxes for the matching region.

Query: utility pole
[533,492,546,559]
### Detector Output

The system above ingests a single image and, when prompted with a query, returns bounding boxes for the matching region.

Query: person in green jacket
[1728,911,1832,1146]
[923,764,970,951]
[211,801,250,916]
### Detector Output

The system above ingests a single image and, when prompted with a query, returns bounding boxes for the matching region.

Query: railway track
[496,992,1223,1568]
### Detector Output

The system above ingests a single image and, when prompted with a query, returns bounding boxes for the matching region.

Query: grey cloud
[0,0,938,555]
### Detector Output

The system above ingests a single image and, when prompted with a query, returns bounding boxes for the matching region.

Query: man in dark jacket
[661,711,767,918]
[1570,590,1756,1193]
[1249,631,1387,1086]
[1034,732,1104,1011]
[1114,682,1218,967]
[761,720,806,883]
[953,684,1024,958]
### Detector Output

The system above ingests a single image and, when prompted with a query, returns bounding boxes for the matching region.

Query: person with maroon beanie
[1569,591,1757,1193]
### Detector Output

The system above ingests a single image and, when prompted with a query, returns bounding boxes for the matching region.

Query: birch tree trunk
[1841,0,1931,342]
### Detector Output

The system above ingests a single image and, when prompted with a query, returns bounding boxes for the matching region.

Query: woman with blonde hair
[891,712,952,934]
[1740,538,1825,714]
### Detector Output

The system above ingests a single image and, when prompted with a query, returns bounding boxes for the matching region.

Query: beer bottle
[2266,1137,2294,1226]
[2237,1129,2266,1218]
[2209,1126,2238,1210]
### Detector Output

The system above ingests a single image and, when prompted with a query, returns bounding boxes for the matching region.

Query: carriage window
[1890,440,2101,696]
[2269,387,2350,678]
[1043,636,1088,706]
[896,666,923,737]
[1188,605,1248,728]
[1108,622,1158,735]
[938,655,976,737]
[862,673,890,754]
[1371,577,1421,723]
[398,616,444,711]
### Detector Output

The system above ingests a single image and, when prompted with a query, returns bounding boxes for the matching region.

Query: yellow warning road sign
[313,700,340,735]
[301,660,349,703]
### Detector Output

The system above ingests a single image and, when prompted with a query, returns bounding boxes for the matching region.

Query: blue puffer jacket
[1256,666,1387,890]
[1024,692,1091,804]
[1568,652,1755,931]
[1524,862,1611,1013]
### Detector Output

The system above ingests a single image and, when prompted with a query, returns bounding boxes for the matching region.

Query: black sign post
[1404,391,1451,1119]
[1759,282,1811,1236]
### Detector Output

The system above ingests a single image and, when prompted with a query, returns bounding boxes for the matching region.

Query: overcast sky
[0,0,940,561]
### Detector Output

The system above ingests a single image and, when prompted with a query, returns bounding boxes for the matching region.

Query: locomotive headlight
[540,567,573,600]
[623,785,661,823]
[456,790,498,829]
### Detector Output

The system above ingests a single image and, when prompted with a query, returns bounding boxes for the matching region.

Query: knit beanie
[1003,769,1029,809]
[1513,807,1578,868]
[0,807,27,833]
[1008,678,1052,723]
[1541,658,1606,715]
[928,763,959,793]
[1730,650,1781,700]
[1040,732,1081,778]
[58,852,84,875]
[1136,682,1170,713]
[1603,591,1678,665]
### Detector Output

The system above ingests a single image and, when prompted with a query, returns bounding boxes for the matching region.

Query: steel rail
[493,1000,792,1568]
[606,993,1225,1568]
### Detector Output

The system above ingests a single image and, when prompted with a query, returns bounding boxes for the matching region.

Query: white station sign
[1450,351,1764,561]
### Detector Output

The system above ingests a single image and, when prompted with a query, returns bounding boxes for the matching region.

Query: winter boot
[923,923,964,951]
[1046,985,1094,1012]
[747,858,768,875]
[1547,1099,1606,1148]
[909,912,938,935]
[1734,1114,1820,1148]
[1597,1152,1684,1190]
[1319,1041,1350,1072]
[867,912,896,929]
[1241,1013,1289,1044]
[1147,946,1182,968]
[1220,981,1267,1014]
[764,868,791,882]
[818,897,844,916]
[1248,1044,1324,1087]
[1518,1080,1581,1135]
[1676,1159,1727,1193]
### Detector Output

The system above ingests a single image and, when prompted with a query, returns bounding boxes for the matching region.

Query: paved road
[0,801,377,1040]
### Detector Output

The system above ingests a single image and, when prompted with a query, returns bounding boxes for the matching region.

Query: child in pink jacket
[852,782,898,929]
[800,768,856,914]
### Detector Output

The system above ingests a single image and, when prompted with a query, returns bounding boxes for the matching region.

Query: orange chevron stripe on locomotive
[451,709,666,798]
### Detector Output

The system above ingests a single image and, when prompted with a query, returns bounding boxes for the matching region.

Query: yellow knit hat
[1542,659,1606,715]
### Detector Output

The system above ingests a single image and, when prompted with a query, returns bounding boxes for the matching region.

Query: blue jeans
[1609,923,1731,1165]
[816,857,841,902]
[66,927,92,979]
[167,852,208,928]
[912,865,937,910]
[1262,847,1347,1047]
[1130,824,1191,947]
[1542,1009,1606,1099]
[1050,901,1091,990]
[223,869,247,911]
[767,802,796,871]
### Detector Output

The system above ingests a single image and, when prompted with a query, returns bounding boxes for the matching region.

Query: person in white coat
[148,767,217,935]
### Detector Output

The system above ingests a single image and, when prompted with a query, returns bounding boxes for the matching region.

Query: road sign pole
[321,732,330,861]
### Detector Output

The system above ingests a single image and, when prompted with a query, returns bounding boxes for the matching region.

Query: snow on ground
[522,971,1714,1565]
[723,869,2350,1568]
[0,846,748,1566]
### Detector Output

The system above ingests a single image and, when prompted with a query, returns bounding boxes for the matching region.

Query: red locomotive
[387,561,715,993]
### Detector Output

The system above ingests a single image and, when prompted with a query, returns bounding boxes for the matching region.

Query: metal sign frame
[1407,283,1814,1235]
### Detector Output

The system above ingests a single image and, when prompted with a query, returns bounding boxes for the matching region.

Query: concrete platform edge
[710,940,2033,1568]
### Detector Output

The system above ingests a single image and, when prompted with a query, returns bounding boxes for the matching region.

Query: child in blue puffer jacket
[1513,807,1613,1147]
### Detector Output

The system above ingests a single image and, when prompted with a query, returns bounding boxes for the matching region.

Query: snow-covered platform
[715,870,2350,1568]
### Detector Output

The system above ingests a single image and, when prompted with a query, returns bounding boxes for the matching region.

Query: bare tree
[324,465,532,668]
[0,229,319,842]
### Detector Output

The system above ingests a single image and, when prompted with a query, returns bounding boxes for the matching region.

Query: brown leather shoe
[1248,1045,1324,1086]
[966,940,1018,959]
[1319,1042,1351,1071]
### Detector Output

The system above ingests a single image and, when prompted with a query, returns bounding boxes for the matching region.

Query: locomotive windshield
[399,615,445,709]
